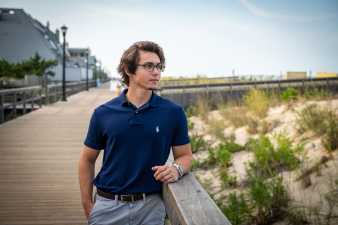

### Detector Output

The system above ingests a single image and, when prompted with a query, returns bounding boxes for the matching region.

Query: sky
[2,0,338,77]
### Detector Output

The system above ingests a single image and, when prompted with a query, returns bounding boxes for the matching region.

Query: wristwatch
[172,162,184,178]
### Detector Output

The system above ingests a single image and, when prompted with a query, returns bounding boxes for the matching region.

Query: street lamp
[61,25,68,101]
[86,48,89,91]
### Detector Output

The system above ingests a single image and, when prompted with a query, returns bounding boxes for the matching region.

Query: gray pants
[88,193,166,225]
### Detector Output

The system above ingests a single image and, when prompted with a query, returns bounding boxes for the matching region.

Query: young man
[79,41,192,225]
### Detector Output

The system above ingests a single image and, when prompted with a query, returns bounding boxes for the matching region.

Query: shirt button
[135,111,139,114]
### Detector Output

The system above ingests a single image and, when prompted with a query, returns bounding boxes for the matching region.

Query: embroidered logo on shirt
[156,126,160,133]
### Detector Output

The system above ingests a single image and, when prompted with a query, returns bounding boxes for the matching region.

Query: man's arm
[172,143,193,175]
[153,143,192,183]
[78,146,100,219]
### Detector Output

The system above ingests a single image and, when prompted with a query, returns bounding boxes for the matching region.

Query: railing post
[44,79,49,105]
[39,88,42,108]
[278,79,281,95]
[23,90,27,114]
[0,94,4,124]
[31,90,34,111]
[13,92,17,119]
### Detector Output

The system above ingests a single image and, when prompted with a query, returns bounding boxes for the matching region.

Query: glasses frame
[137,62,165,72]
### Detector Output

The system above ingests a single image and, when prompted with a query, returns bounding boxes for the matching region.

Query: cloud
[239,0,338,22]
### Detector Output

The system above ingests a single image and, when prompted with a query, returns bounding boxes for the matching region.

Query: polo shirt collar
[117,88,159,108]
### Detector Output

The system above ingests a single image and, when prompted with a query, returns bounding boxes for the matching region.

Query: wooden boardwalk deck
[0,83,114,225]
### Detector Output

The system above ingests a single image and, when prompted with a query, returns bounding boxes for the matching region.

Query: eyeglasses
[137,62,165,72]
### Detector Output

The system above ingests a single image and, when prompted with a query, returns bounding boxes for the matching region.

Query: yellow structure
[315,72,338,78]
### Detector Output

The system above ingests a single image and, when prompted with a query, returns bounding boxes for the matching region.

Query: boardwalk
[0,83,114,225]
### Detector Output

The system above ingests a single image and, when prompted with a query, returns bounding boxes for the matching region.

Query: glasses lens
[156,64,164,71]
[143,63,154,71]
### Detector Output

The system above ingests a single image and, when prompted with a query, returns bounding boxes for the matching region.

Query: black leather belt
[97,189,149,202]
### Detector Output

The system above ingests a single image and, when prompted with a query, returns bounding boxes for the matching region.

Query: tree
[0,53,57,81]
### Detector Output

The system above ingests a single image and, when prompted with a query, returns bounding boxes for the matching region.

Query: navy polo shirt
[84,89,190,194]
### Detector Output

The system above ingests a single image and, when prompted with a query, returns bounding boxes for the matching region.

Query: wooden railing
[163,154,231,225]
[163,173,231,225]
[0,80,97,124]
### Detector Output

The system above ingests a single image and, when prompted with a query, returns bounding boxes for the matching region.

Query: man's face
[128,50,161,90]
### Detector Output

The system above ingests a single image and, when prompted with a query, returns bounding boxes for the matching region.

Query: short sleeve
[84,110,106,150]
[171,107,190,146]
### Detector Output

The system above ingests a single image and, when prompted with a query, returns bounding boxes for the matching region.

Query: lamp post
[61,25,68,101]
[86,48,89,91]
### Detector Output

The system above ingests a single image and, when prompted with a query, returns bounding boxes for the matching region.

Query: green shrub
[269,177,289,219]
[206,147,217,166]
[248,175,288,225]
[281,87,299,102]
[247,136,275,177]
[247,135,302,177]
[322,112,338,152]
[297,104,328,134]
[191,159,201,170]
[297,105,338,152]
[244,88,269,118]
[190,134,208,153]
[219,167,237,188]
[223,192,251,225]
[187,119,194,130]
[216,146,232,167]
[219,140,244,153]
[275,134,301,170]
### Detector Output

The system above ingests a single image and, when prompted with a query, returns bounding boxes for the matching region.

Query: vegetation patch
[244,88,269,118]
[246,135,302,177]
[297,105,338,152]
[281,87,299,102]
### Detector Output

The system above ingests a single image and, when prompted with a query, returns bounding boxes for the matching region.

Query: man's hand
[79,146,100,220]
[82,200,94,219]
[152,165,179,183]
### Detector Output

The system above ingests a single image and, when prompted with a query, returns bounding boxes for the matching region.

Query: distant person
[110,79,122,96]
[109,79,117,92]
[79,41,192,225]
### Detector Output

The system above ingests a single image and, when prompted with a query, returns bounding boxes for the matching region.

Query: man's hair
[117,41,165,86]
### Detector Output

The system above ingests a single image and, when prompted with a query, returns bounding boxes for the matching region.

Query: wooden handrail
[163,153,231,225]
[0,86,41,94]
[163,173,231,225]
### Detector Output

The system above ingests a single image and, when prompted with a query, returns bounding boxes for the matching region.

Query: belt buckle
[120,194,134,202]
